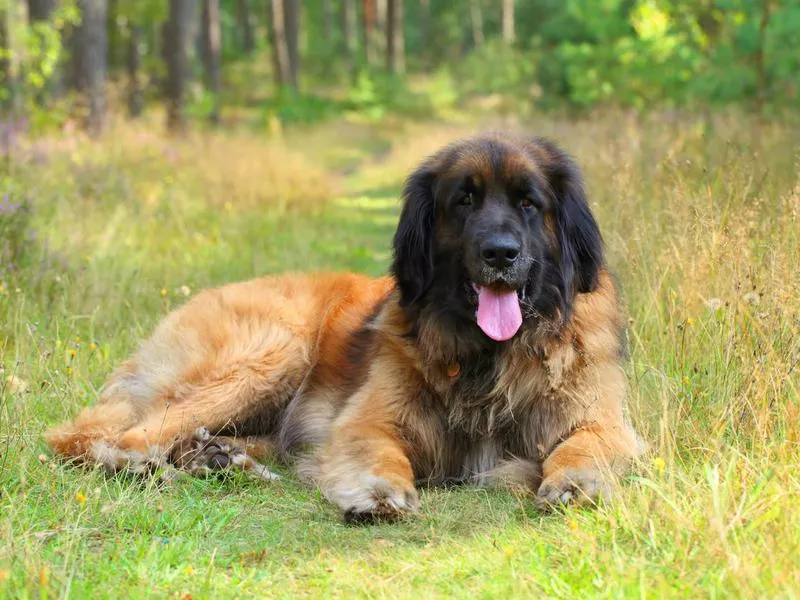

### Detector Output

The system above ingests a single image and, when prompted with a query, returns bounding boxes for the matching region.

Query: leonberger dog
[46,133,641,521]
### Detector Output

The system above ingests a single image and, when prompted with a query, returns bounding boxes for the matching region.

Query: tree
[470,0,484,48]
[127,24,143,118]
[106,0,122,75]
[268,0,291,88]
[418,0,429,58]
[27,0,56,22]
[236,0,254,54]
[376,0,386,58]
[284,0,299,89]
[322,0,333,44]
[386,0,404,74]
[72,0,108,136]
[165,0,195,132]
[341,0,358,75]
[754,0,773,114]
[501,0,514,45]
[363,0,376,66]
[201,0,221,123]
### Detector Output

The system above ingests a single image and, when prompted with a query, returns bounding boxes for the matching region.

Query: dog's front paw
[535,467,613,509]
[326,471,419,524]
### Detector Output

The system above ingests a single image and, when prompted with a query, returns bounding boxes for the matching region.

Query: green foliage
[258,90,344,126]
[345,72,424,121]
[452,39,535,98]
[525,0,800,110]
[0,1,79,113]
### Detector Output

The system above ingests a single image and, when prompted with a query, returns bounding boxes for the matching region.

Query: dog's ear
[535,138,603,296]
[391,165,436,307]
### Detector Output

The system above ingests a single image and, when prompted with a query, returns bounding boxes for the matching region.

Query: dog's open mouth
[469,282,523,342]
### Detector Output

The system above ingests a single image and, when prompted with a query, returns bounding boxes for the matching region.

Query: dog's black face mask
[392,134,604,342]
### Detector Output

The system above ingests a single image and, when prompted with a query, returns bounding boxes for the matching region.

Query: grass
[1,110,799,598]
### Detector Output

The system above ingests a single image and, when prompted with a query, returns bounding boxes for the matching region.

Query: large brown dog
[46,133,640,520]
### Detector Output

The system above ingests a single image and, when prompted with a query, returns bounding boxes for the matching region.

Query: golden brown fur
[46,133,641,520]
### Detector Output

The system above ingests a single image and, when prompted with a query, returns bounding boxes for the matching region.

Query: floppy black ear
[391,166,436,307]
[536,138,604,296]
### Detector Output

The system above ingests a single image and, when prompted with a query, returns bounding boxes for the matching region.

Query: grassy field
[1,112,798,598]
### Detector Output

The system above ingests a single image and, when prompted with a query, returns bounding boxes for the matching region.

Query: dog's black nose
[480,235,520,269]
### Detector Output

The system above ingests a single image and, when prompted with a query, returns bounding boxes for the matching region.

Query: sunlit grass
[1,111,798,598]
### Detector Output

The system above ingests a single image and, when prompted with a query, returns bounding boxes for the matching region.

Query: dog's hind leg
[111,337,309,472]
[44,360,156,469]
[46,319,312,476]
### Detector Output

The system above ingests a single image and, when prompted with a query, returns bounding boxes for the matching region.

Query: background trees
[71,0,107,135]
[0,0,796,136]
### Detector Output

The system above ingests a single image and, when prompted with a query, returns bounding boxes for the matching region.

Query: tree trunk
[127,24,143,118]
[376,0,386,59]
[342,0,358,75]
[284,0,300,90]
[73,0,108,136]
[268,0,291,88]
[363,0,376,66]
[386,0,404,74]
[418,0,429,57]
[165,0,195,132]
[107,0,122,76]
[470,0,484,48]
[754,0,772,114]
[322,0,333,44]
[501,0,514,45]
[201,0,222,123]
[236,0,254,54]
[27,0,56,21]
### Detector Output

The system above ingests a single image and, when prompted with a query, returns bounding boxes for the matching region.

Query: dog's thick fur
[46,133,640,519]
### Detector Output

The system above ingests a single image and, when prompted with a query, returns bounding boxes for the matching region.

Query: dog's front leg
[535,419,639,509]
[315,395,419,523]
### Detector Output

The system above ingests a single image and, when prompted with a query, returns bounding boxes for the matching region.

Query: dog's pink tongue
[475,286,522,341]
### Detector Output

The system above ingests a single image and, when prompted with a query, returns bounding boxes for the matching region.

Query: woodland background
[1,0,798,136]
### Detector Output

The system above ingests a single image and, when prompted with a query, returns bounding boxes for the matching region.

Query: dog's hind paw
[170,428,280,481]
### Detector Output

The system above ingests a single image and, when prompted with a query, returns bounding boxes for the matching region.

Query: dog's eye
[519,197,536,210]
[459,193,474,206]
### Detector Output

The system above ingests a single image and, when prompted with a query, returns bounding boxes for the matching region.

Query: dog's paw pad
[171,433,279,481]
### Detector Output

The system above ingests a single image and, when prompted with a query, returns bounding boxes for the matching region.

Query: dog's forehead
[434,137,545,184]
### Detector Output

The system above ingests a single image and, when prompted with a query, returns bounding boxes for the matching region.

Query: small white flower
[705,298,724,310]
[742,292,760,306]
[5,375,28,394]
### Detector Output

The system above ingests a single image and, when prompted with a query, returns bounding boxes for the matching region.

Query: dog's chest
[424,342,579,469]
[428,344,571,434]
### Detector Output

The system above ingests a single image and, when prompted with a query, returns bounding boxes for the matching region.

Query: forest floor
[1,111,798,598]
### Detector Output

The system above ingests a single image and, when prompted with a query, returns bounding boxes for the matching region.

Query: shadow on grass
[34,454,551,571]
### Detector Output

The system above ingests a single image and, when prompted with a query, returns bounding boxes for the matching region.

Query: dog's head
[391,133,603,341]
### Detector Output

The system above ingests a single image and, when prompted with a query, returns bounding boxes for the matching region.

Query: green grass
[1,113,799,598]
